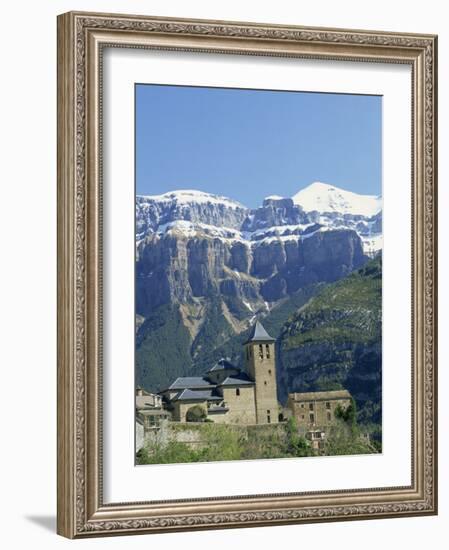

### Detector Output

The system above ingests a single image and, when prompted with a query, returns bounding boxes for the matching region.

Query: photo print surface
[134,84,382,465]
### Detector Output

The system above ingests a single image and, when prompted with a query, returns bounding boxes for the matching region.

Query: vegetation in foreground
[136,413,377,465]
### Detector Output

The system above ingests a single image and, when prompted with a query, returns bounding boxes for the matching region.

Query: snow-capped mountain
[136,190,248,240]
[136,182,382,256]
[141,189,245,209]
[291,181,382,256]
[292,181,381,217]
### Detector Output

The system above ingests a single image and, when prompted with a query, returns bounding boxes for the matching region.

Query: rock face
[136,190,247,238]
[136,228,365,317]
[135,183,381,395]
[242,197,309,231]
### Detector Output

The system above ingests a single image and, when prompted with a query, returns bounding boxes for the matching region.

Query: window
[309,413,315,423]
[264,380,267,386]
[327,412,331,421]
[301,414,305,420]
[259,344,263,358]
[301,403,305,408]
[236,388,240,396]
[267,409,270,414]
[309,403,314,411]
[267,414,271,423]
[265,344,270,358]
[268,369,272,375]
[326,401,331,409]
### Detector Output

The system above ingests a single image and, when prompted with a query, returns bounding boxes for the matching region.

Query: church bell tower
[244,320,278,424]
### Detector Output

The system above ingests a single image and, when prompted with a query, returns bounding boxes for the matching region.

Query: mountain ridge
[136,181,382,256]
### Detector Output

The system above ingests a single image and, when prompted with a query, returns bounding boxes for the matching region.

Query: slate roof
[207,358,239,373]
[167,377,215,390]
[289,390,351,401]
[244,320,275,344]
[172,389,222,402]
[219,372,255,386]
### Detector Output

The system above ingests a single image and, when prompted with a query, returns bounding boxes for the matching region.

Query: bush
[186,405,207,423]
[335,398,357,435]
[197,424,243,462]
[285,417,316,457]
[137,441,201,464]
[324,420,375,456]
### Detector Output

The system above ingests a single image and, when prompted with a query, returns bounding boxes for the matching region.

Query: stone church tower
[244,321,279,424]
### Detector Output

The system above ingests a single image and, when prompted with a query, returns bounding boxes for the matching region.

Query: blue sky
[135,84,382,208]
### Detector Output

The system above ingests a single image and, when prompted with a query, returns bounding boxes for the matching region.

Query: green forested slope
[278,256,382,430]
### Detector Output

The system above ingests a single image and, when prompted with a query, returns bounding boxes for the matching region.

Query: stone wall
[220,386,257,424]
[245,341,279,424]
[141,420,287,452]
[136,420,144,452]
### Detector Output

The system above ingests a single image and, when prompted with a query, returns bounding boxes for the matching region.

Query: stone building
[287,389,352,430]
[136,387,171,430]
[243,320,279,425]
[160,321,280,425]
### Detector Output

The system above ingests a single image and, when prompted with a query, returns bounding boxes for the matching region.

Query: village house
[159,321,280,425]
[136,386,171,430]
[287,389,352,428]
[287,389,352,450]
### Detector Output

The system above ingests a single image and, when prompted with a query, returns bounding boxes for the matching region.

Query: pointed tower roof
[244,320,275,344]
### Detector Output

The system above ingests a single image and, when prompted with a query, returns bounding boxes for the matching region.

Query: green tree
[324,419,375,456]
[335,397,357,435]
[137,441,200,464]
[285,417,315,457]
[186,405,207,422]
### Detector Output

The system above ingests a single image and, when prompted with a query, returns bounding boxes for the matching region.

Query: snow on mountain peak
[138,189,245,210]
[265,195,285,200]
[292,181,381,217]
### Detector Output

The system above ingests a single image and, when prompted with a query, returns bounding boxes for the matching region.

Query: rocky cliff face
[136,227,365,317]
[136,190,247,238]
[242,196,309,231]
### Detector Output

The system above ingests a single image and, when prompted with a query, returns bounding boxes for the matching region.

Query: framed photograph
[57,11,438,538]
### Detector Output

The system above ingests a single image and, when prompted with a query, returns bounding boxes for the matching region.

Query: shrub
[186,405,207,423]
[137,441,201,464]
[285,417,315,457]
[324,420,375,456]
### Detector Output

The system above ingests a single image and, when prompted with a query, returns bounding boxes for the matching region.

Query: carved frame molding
[57,11,437,538]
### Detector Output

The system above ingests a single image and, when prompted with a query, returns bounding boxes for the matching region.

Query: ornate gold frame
[57,11,438,538]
